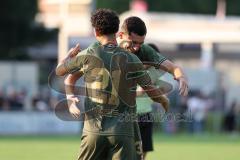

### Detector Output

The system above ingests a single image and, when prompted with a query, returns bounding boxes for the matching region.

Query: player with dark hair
[136,43,163,160]
[90,8,119,35]
[56,9,168,160]
[121,16,147,36]
[117,16,189,160]
[118,16,188,98]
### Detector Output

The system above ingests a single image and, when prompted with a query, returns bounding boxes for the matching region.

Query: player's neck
[97,34,117,46]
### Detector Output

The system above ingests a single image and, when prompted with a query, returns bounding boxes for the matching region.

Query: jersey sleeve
[63,49,88,74]
[127,54,152,87]
[141,44,167,68]
[63,42,100,74]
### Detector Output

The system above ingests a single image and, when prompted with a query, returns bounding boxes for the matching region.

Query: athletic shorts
[77,134,136,160]
[138,112,153,152]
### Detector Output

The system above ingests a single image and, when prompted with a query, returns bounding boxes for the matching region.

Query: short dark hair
[121,16,147,36]
[91,8,120,36]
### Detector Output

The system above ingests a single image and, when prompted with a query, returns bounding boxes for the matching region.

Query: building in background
[37,0,94,60]
[37,0,93,36]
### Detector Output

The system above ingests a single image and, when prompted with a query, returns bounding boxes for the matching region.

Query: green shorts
[77,134,137,160]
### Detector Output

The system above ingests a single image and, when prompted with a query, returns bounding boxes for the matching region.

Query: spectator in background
[187,90,207,133]
[32,92,49,111]
[0,89,9,111]
[0,90,4,110]
[6,89,24,111]
[223,100,237,133]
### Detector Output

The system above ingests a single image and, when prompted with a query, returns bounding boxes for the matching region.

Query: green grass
[148,133,240,160]
[0,133,240,160]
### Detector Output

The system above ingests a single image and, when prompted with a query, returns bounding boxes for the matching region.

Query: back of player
[77,42,151,160]
[55,9,152,160]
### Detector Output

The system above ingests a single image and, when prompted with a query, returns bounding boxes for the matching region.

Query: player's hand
[67,43,81,58]
[175,76,188,96]
[61,44,81,63]
[143,65,152,69]
[136,86,145,96]
[67,95,81,119]
[159,95,169,112]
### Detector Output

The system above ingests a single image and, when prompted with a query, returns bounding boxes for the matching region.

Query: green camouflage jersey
[135,44,167,68]
[63,42,151,137]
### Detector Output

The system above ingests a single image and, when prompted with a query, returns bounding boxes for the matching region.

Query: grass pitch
[0,133,239,160]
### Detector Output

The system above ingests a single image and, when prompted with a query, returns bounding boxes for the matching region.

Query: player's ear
[93,28,101,37]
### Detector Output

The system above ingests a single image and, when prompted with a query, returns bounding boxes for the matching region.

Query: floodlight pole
[58,0,69,62]
[216,0,226,20]
[200,42,214,69]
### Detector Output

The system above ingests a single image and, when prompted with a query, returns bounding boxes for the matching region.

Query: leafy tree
[96,0,240,16]
[146,0,217,14]
[0,0,57,60]
[96,0,130,14]
[227,0,240,15]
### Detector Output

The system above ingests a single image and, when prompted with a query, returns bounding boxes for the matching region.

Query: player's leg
[138,112,154,160]
[134,121,144,160]
[77,134,108,160]
[107,135,136,160]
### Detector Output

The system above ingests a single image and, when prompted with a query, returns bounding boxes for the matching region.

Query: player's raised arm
[55,64,67,76]
[60,44,83,118]
[160,60,188,96]
[143,44,189,97]
[55,50,87,77]
[55,44,81,76]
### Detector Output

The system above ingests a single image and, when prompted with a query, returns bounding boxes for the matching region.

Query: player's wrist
[66,94,76,99]
[174,75,186,81]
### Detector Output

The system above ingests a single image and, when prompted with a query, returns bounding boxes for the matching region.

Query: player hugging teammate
[55,8,188,160]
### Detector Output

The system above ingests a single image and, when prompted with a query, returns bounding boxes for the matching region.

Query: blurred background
[0,0,240,160]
